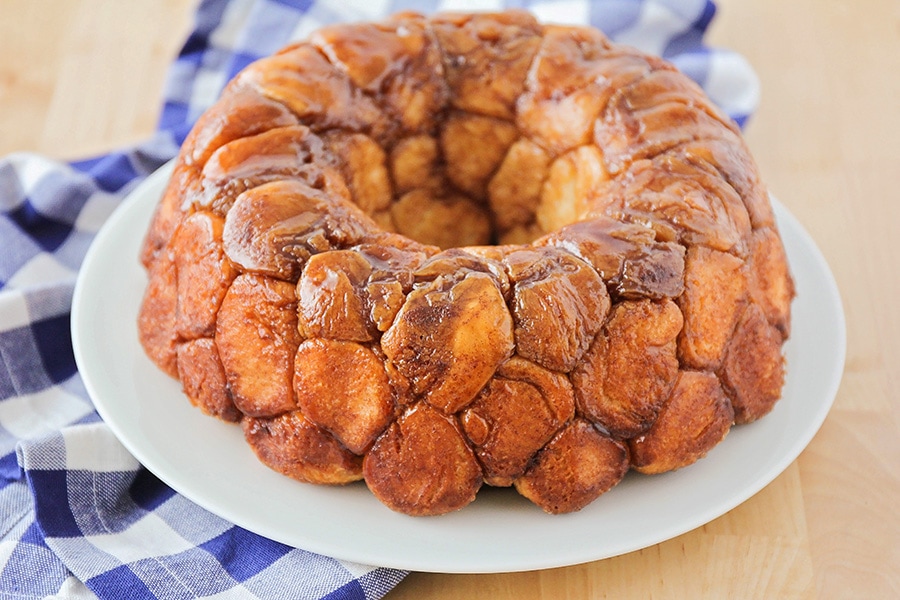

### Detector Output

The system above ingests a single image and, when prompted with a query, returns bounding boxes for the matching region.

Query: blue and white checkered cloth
[0,1,758,597]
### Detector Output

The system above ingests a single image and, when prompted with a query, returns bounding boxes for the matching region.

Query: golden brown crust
[139,160,198,268]
[573,299,682,438]
[215,273,301,417]
[720,304,786,424]
[461,357,574,486]
[138,10,794,516]
[313,13,448,134]
[505,247,609,372]
[514,419,629,514]
[629,370,735,474]
[138,249,179,377]
[171,212,238,340]
[293,338,394,454]
[364,403,483,516]
[389,188,492,249]
[175,338,240,422]
[243,411,363,484]
[677,245,749,369]
[747,227,794,337]
[381,263,514,414]
[431,10,542,120]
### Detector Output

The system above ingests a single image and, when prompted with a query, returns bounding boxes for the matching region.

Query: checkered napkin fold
[0,1,758,598]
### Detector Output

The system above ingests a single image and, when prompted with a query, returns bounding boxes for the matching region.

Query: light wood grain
[2,0,897,597]
[0,0,193,158]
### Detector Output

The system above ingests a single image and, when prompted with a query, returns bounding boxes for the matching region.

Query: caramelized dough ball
[595,67,739,175]
[140,89,299,267]
[390,135,444,195]
[297,239,431,339]
[140,161,198,267]
[175,338,240,422]
[539,217,686,300]
[629,370,734,474]
[355,241,431,332]
[313,13,449,133]
[748,227,795,337]
[537,145,607,233]
[222,180,375,281]
[294,339,394,454]
[720,304,786,424]
[171,212,237,340]
[514,419,629,514]
[364,403,483,516]
[622,69,733,117]
[182,87,299,167]
[215,273,301,417]
[198,125,347,216]
[505,247,609,372]
[518,25,648,155]
[440,111,519,200]
[461,357,574,486]
[609,240,686,301]
[233,43,385,135]
[593,146,752,254]
[431,10,541,120]
[381,264,514,414]
[244,411,363,484]
[488,138,552,231]
[315,23,407,91]
[573,299,682,438]
[677,245,748,370]
[390,189,492,249]
[138,249,179,378]
[599,98,735,176]
[678,136,775,230]
[297,249,374,342]
[323,132,392,215]
[411,249,510,295]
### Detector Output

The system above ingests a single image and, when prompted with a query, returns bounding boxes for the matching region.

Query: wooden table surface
[2,1,897,597]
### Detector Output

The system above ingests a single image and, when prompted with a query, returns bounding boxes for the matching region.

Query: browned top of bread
[138,10,794,516]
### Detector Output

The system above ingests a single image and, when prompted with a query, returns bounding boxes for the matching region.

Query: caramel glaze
[137,10,795,516]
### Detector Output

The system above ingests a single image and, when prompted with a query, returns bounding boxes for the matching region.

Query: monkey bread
[138,10,794,516]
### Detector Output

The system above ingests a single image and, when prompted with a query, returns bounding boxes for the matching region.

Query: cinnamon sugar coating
[138,10,794,516]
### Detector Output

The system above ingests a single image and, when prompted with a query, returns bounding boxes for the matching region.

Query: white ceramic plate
[72,161,845,574]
